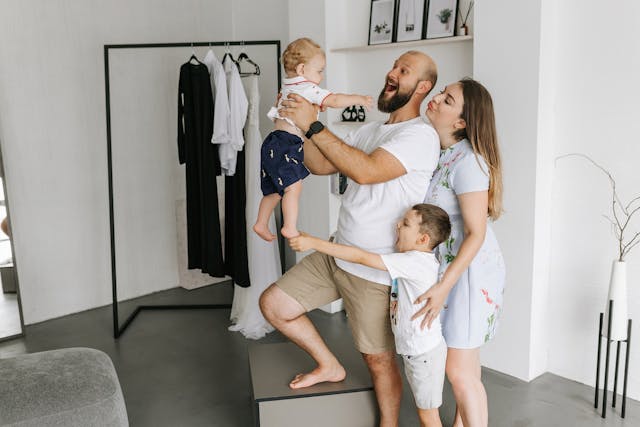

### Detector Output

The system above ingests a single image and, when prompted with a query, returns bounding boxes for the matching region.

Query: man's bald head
[378,50,439,113]
[402,50,438,93]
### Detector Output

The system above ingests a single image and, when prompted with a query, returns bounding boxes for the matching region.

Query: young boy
[253,37,373,242]
[289,204,451,427]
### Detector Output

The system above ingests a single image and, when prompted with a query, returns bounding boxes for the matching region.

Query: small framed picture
[394,0,426,42]
[368,0,397,45]
[425,0,458,39]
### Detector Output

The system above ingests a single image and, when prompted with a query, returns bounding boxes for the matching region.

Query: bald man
[260,51,440,427]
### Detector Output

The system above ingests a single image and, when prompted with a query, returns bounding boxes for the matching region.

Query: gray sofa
[0,347,128,426]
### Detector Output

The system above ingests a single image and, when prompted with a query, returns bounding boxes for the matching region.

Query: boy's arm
[322,93,374,110]
[289,232,387,271]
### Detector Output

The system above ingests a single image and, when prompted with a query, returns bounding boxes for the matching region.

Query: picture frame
[368,0,397,45]
[394,0,426,43]
[425,0,458,39]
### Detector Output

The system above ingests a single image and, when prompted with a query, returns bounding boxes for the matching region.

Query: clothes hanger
[237,52,261,76]
[188,43,202,65]
[221,42,238,66]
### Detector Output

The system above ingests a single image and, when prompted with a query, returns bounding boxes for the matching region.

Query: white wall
[527,0,558,381]
[473,0,545,381]
[475,0,640,399]
[0,0,288,324]
[289,0,333,265]
[547,0,640,400]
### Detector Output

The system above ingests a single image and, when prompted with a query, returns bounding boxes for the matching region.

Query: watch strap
[305,121,324,139]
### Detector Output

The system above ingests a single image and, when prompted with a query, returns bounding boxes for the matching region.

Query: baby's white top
[267,76,332,128]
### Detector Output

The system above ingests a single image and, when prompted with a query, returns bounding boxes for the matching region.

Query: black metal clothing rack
[104,40,281,339]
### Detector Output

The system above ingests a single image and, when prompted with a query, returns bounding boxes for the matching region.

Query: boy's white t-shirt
[267,76,331,127]
[334,118,439,285]
[381,250,444,356]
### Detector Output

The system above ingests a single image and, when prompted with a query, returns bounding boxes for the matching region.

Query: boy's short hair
[282,37,324,75]
[412,204,451,250]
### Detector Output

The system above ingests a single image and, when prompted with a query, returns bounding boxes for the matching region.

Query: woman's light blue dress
[424,139,505,349]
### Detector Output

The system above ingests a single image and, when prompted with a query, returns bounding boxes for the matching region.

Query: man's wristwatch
[305,121,325,139]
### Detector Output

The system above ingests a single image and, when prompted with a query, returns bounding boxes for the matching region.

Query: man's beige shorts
[276,251,394,355]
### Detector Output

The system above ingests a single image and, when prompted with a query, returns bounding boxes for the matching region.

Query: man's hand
[279,94,319,133]
[289,232,315,252]
[411,282,449,330]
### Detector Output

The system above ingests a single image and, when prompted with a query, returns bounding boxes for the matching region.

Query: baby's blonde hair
[282,38,324,75]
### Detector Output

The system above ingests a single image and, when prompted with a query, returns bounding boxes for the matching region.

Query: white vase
[603,260,628,341]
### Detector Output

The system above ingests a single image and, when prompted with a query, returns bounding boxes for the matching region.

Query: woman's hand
[411,282,450,330]
[289,232,314,252]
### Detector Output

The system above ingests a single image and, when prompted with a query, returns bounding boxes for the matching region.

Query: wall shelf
[330,36,473,53]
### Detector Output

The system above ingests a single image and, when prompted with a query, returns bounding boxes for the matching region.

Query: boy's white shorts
[401,340,447,410]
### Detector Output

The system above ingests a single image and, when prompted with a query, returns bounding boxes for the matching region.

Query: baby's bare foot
[281,226,300,239]
[289,364,346,389]
[253,223,276,241]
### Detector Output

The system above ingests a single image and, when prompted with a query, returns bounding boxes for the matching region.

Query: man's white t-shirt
[334,117,439,285]
[381,251,444,356]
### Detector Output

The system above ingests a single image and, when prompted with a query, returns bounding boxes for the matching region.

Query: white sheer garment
[229,75,281,339]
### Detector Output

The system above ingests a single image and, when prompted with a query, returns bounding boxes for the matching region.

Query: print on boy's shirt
[390,278,399,326]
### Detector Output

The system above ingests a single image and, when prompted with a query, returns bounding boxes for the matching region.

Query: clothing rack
[104,40,281,339]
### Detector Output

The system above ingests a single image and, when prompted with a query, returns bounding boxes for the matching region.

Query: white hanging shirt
[203,50,231,145]
[267,76,331,128]
[380,251,444,356]
[220,59,248,176]
[334,118,440,285]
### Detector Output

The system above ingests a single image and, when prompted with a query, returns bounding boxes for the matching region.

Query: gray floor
[0,284,637,426]
[0,291,21,338]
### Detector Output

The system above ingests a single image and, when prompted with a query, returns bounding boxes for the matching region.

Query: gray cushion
[0,348,128,427]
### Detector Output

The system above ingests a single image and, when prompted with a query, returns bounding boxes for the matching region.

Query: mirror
[0,138,24,342]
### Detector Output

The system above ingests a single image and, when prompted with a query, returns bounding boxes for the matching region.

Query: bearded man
[259,51,439,427]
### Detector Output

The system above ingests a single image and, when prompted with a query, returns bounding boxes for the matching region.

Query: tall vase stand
[595,299,632,418]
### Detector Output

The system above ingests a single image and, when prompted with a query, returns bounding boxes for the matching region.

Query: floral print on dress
[443,236,456,264]
[430,149,464,198]
[481,288,502,343]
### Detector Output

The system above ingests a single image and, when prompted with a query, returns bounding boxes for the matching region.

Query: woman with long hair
[416,78,505,427]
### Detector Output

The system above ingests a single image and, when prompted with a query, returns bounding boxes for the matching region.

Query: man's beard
[377,83,416,113]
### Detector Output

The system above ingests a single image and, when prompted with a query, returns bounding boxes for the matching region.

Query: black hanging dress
[224,148,250,287]
[177,60,225,277]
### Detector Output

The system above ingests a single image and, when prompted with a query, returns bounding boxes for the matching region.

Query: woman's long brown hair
[452,78,503,220]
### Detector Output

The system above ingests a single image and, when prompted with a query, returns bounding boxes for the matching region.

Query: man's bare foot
[289,364,346,389]
[281,225,300,239]
[253,223,276,241]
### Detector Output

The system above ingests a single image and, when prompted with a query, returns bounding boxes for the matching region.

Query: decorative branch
[463,1,475,26]
[556,153,640,262]
[626,195,640,210]
[457,1,475,26]
[623,232,640,259]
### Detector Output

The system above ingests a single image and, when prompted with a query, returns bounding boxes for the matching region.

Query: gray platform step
[249,342,378,427]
